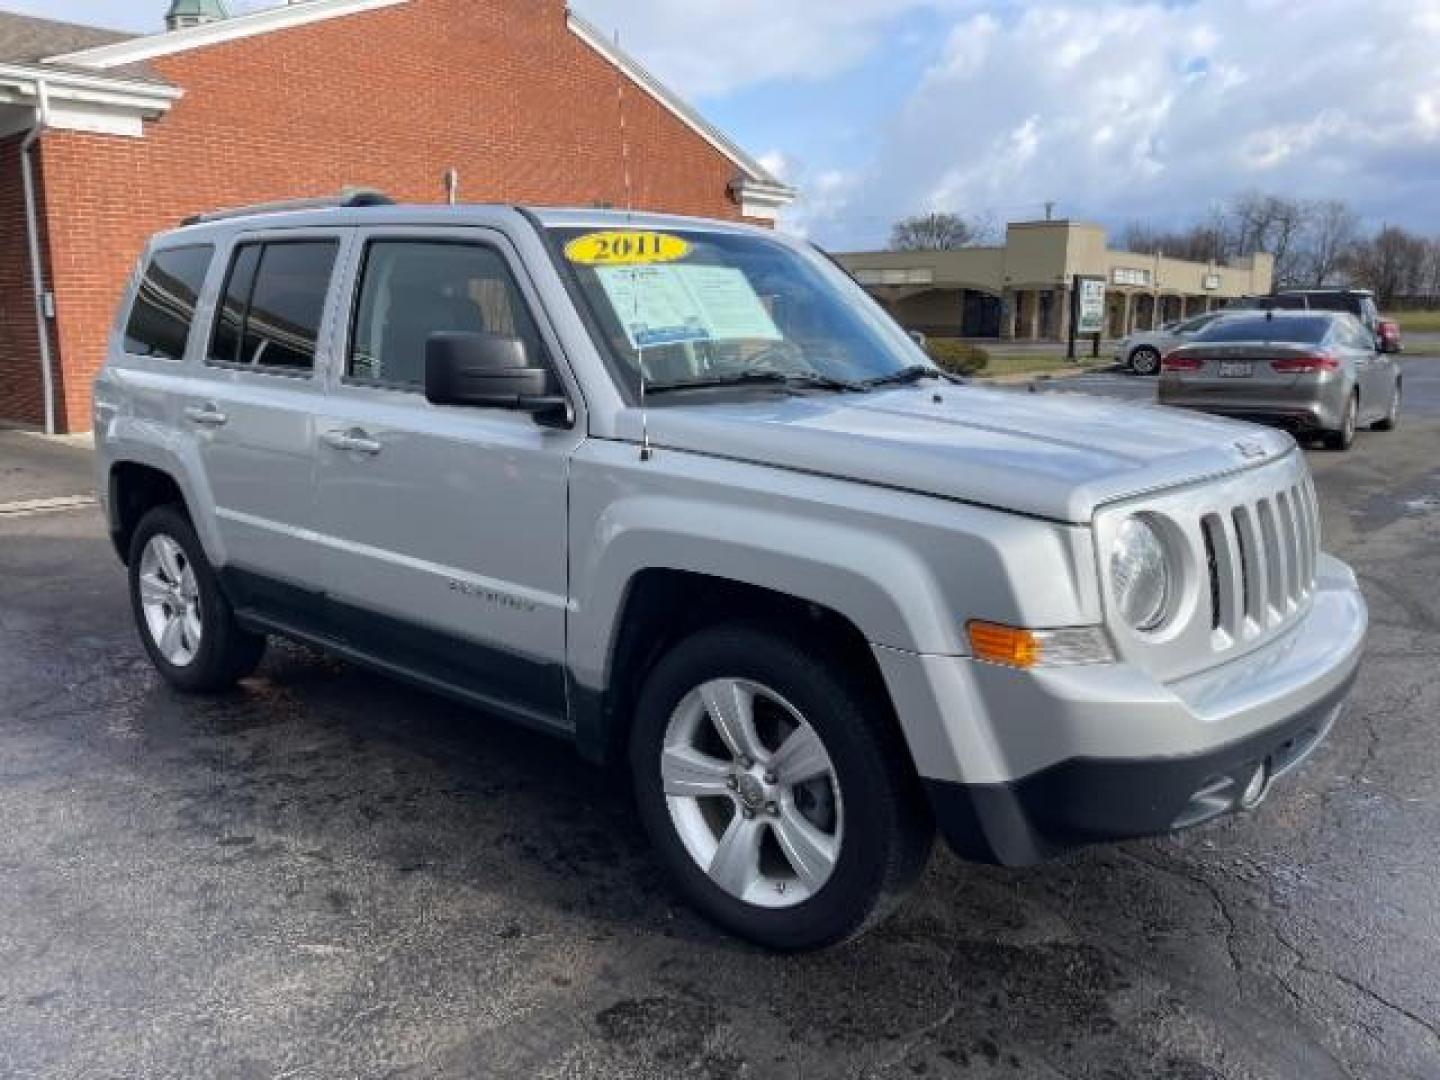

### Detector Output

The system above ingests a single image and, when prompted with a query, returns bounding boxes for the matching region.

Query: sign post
[1069,275,1107,361]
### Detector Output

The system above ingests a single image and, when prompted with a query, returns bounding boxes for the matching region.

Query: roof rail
[181,188,394,227]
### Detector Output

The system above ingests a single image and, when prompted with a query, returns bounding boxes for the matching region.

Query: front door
[311,229,582,729]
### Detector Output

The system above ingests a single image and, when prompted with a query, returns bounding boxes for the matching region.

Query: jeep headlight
[1110,517,1172,632]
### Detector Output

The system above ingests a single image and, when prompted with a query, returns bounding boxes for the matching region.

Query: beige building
[838,220,1274,341]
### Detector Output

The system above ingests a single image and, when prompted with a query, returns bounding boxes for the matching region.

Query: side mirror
[425,332,571,422]
[908,330,928,349]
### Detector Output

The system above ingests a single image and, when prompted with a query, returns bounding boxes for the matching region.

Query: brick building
[0,0,794,432]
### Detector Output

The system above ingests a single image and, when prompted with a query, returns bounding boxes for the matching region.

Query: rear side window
[1198,316,1333,345]
[348,241,546,389]
[1298,294,1356,316]
[124,245,214,360]
[208,240,339,373]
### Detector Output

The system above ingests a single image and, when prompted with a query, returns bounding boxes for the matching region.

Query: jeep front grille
[1204,477,1320,643]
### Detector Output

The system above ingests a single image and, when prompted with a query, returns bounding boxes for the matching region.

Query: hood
[636,384,1295,523]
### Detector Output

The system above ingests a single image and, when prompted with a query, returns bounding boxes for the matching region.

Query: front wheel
[129,506,266,693]
[630,623,933,951]
[1130,346,1162,377]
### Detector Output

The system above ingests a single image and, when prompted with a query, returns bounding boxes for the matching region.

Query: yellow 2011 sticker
[564,231,690,267]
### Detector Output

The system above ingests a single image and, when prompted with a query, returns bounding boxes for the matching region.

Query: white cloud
[574,0,969,97]
[807,0,1440,244]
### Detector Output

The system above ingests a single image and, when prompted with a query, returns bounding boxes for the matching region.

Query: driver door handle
[184,404,228,427]
[321,428,383,456]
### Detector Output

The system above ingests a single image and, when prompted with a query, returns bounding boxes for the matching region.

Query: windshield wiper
[863,364,951,388]
[646,371,868,395]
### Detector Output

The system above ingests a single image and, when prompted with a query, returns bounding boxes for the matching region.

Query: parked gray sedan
[1159,311,1401,451]
[1117,312,1225,375]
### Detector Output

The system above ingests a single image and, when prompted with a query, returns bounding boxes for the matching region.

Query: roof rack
[181,188,394,227]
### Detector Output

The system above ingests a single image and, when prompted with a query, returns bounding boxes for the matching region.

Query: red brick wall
[0,135,56,428]
[32,0,759,431]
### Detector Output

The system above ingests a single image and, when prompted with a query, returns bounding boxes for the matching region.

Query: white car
[1117,312,1226,376]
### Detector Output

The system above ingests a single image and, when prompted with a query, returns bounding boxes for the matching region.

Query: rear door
[1340,316,1386,419]
[311,227,583,729]
[188,231,348,608]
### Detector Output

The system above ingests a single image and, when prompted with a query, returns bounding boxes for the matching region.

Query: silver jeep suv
[95,196,1367,950]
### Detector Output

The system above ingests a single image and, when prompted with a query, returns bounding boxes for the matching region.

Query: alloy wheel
[138,534,203,668]
[1132,348,1161,376]
[661,678,844,909]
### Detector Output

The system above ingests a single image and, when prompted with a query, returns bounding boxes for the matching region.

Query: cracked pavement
[0,368,1438,1078]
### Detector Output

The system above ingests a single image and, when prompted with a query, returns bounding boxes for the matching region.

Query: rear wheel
[630,622,932,951]
[129,506,266,693]
[1324,392,1358,452]
[1130,346,1161,376]
[1372,379,1401,431]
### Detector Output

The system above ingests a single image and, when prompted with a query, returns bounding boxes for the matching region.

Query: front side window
[124,245,214,360]
[348,241,545,389]
[208,240,339,372]
[546,226,926,397]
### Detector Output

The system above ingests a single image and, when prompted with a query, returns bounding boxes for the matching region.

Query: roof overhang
[566,11,797,210]
[0,63,181,137]
[48,0,409,69]
[730,177,795,222]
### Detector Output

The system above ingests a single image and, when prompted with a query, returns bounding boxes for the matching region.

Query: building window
[123,245,215,361]
[208,240,339,373]
[348,241,545,390]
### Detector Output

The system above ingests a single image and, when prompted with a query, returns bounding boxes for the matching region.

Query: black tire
[1130,347,1161,376]
[1372,379,1401,431]
[1324,392,1359,452]
[128,505,266,693]
[630,622,933,951]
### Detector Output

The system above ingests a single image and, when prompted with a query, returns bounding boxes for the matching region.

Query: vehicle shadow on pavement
[99,643,1355,1078]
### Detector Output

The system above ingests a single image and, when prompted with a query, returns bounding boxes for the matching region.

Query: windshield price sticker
[565,231,691,267]
[596,265,782,349]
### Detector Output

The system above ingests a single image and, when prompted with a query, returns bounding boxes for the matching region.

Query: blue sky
[12,0,1440,248]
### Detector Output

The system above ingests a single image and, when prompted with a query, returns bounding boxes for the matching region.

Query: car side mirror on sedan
[425,331,572,425]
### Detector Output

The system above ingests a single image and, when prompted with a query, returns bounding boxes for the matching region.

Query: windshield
[1197,316,1333,344]
[546,226,929,395]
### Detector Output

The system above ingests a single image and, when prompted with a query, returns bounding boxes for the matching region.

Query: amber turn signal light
[968,622,1042,668]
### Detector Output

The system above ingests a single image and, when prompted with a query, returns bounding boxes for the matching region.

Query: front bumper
[877,555,1366,866]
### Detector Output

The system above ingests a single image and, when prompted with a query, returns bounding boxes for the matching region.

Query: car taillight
[1162,354,1203,371]
[1270,354,1340,373]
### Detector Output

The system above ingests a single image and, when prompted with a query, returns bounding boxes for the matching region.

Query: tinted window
[349,241,545,388]
[124,245,214,360]
[208,240,338,372]
[209,244,261,367]
[1197,316,1333,345]
[1296,294,1360,317]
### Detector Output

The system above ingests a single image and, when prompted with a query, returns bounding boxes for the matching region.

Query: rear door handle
[184,404,228,427]
[321,428,383,456]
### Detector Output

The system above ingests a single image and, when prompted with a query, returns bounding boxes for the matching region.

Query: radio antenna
[614,28,652,461]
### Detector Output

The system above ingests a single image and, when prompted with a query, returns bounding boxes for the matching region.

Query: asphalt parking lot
[1,363,1438,1079]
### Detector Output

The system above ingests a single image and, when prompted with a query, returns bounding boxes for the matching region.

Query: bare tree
[1350,226,1429,307]
[1422,238,1440,304]
[890,212,977,251]
[1305,200,1360,286]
